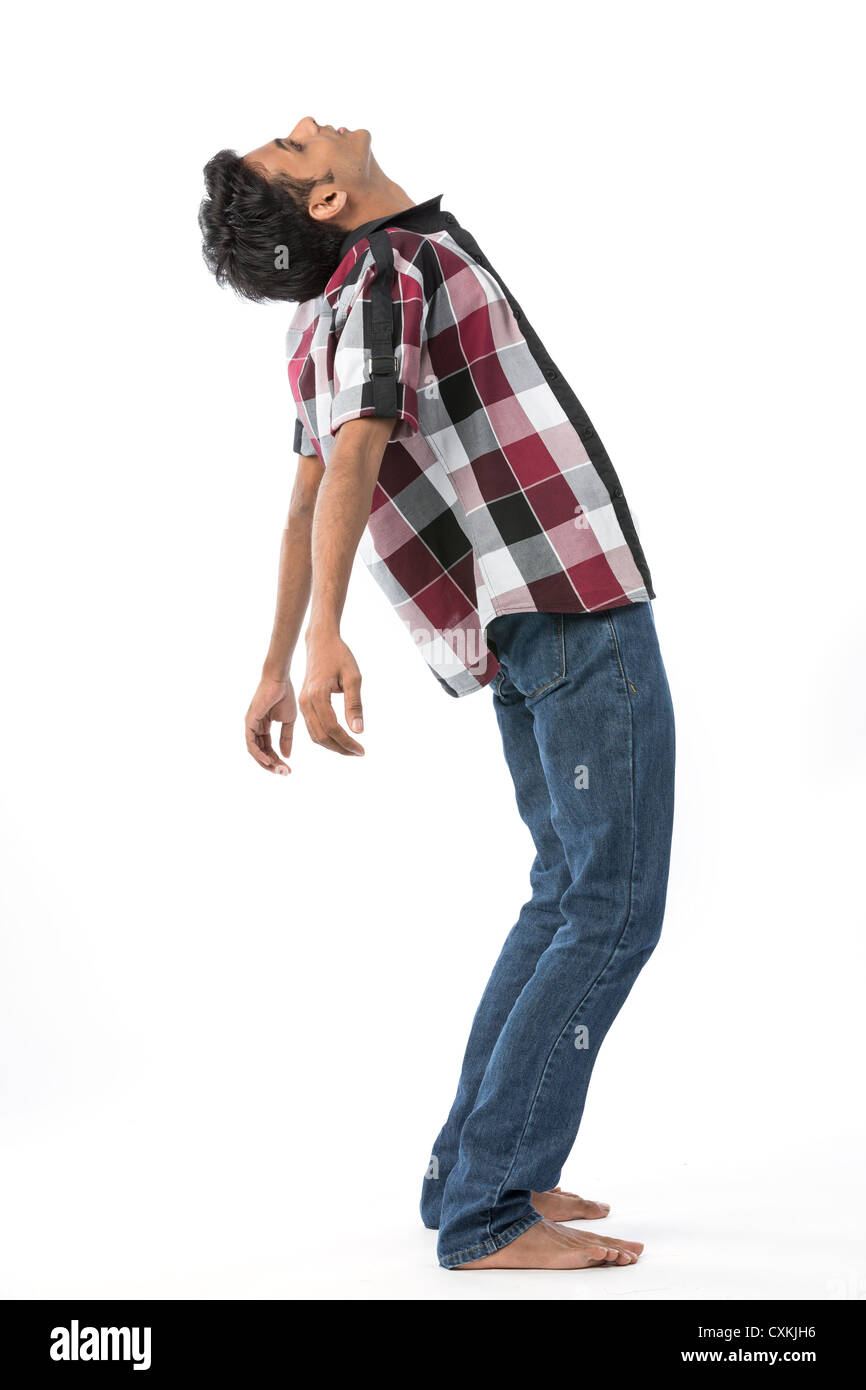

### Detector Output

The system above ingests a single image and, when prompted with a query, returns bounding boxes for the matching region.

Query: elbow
[288,491,318,524]
[289,457,324,521]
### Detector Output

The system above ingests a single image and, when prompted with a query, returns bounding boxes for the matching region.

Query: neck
[344,171,414,234]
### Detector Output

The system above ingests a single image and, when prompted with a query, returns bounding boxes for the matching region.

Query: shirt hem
[483,589,653,628]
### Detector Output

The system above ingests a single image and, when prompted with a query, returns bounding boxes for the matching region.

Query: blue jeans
[421,603,675,1267]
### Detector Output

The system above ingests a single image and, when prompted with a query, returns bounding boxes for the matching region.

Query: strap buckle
[370,354,398,377]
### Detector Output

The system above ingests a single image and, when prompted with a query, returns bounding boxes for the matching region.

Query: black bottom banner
[0,1298,858,1376]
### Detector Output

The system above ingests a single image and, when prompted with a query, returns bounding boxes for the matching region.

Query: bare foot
[531,1186,610,1222]
[455,1218,644,1270]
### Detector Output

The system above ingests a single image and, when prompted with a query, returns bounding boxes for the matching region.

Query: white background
[2,0,864,1301]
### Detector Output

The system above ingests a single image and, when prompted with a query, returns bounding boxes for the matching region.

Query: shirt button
[544,366,559,380]
[444,213,456,224]
[513,306,522,320]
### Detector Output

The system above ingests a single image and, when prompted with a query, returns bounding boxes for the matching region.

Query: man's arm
[300,416,395,756]
[244,452,323,774]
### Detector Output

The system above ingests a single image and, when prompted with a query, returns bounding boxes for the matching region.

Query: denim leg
[420,677,571,1228]
[436,604,675,1267]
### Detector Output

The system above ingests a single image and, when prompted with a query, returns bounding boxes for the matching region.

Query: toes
[583,1230,644,1255]
[598,1246,638,1266]
[585,1244,613,1263]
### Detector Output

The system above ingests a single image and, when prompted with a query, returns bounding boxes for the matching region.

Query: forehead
[243,140,284,175]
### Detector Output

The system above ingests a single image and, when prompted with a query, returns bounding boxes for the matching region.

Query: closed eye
[275,138,303,153]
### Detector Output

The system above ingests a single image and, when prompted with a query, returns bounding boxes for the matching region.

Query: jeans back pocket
[487,613,566,699]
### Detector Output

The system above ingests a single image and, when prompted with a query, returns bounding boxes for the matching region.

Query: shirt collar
[339,194,447,259]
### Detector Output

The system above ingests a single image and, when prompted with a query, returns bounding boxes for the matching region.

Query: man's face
[245,117,373,190]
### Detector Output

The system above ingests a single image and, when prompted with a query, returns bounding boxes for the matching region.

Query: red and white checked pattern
[286,213,652,696]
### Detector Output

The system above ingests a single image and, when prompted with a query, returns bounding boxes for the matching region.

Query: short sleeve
[330,232,424,438]
[293,414,316,457]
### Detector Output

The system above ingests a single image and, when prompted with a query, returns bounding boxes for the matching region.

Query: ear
[308,187,348,223]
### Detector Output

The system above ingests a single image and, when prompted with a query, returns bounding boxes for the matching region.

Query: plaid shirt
[286,196,654,697]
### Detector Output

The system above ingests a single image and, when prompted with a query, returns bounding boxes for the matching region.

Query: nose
[288,116,320,142]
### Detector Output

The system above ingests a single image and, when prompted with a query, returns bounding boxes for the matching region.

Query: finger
[248,738,276,772]
[245,722,287,774]
[258,729,289,775]
[311,690,364,755]
[257,725,287,765]
[305,701,358,756]
[300,701,339,754]
[341,671,364,735]
[246,721,273,769]
[279,720,294,761]
[299,692,355,756]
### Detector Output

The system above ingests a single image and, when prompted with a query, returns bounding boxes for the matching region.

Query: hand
[299,632,365,756]
[245,674,297,774]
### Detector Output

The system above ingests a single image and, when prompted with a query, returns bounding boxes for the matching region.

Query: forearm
[261,512,313,680]
[261,453,323,680]
[307,417,394,636]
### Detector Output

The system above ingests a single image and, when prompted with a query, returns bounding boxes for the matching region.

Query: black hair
[198,149,345,303]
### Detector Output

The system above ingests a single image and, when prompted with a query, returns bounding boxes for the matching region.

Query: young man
[199,118,675,1271]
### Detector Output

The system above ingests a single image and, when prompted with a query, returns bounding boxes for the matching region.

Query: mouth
[337,126,348,135]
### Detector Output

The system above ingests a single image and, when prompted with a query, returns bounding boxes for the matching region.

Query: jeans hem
[438,1211,543,1269]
